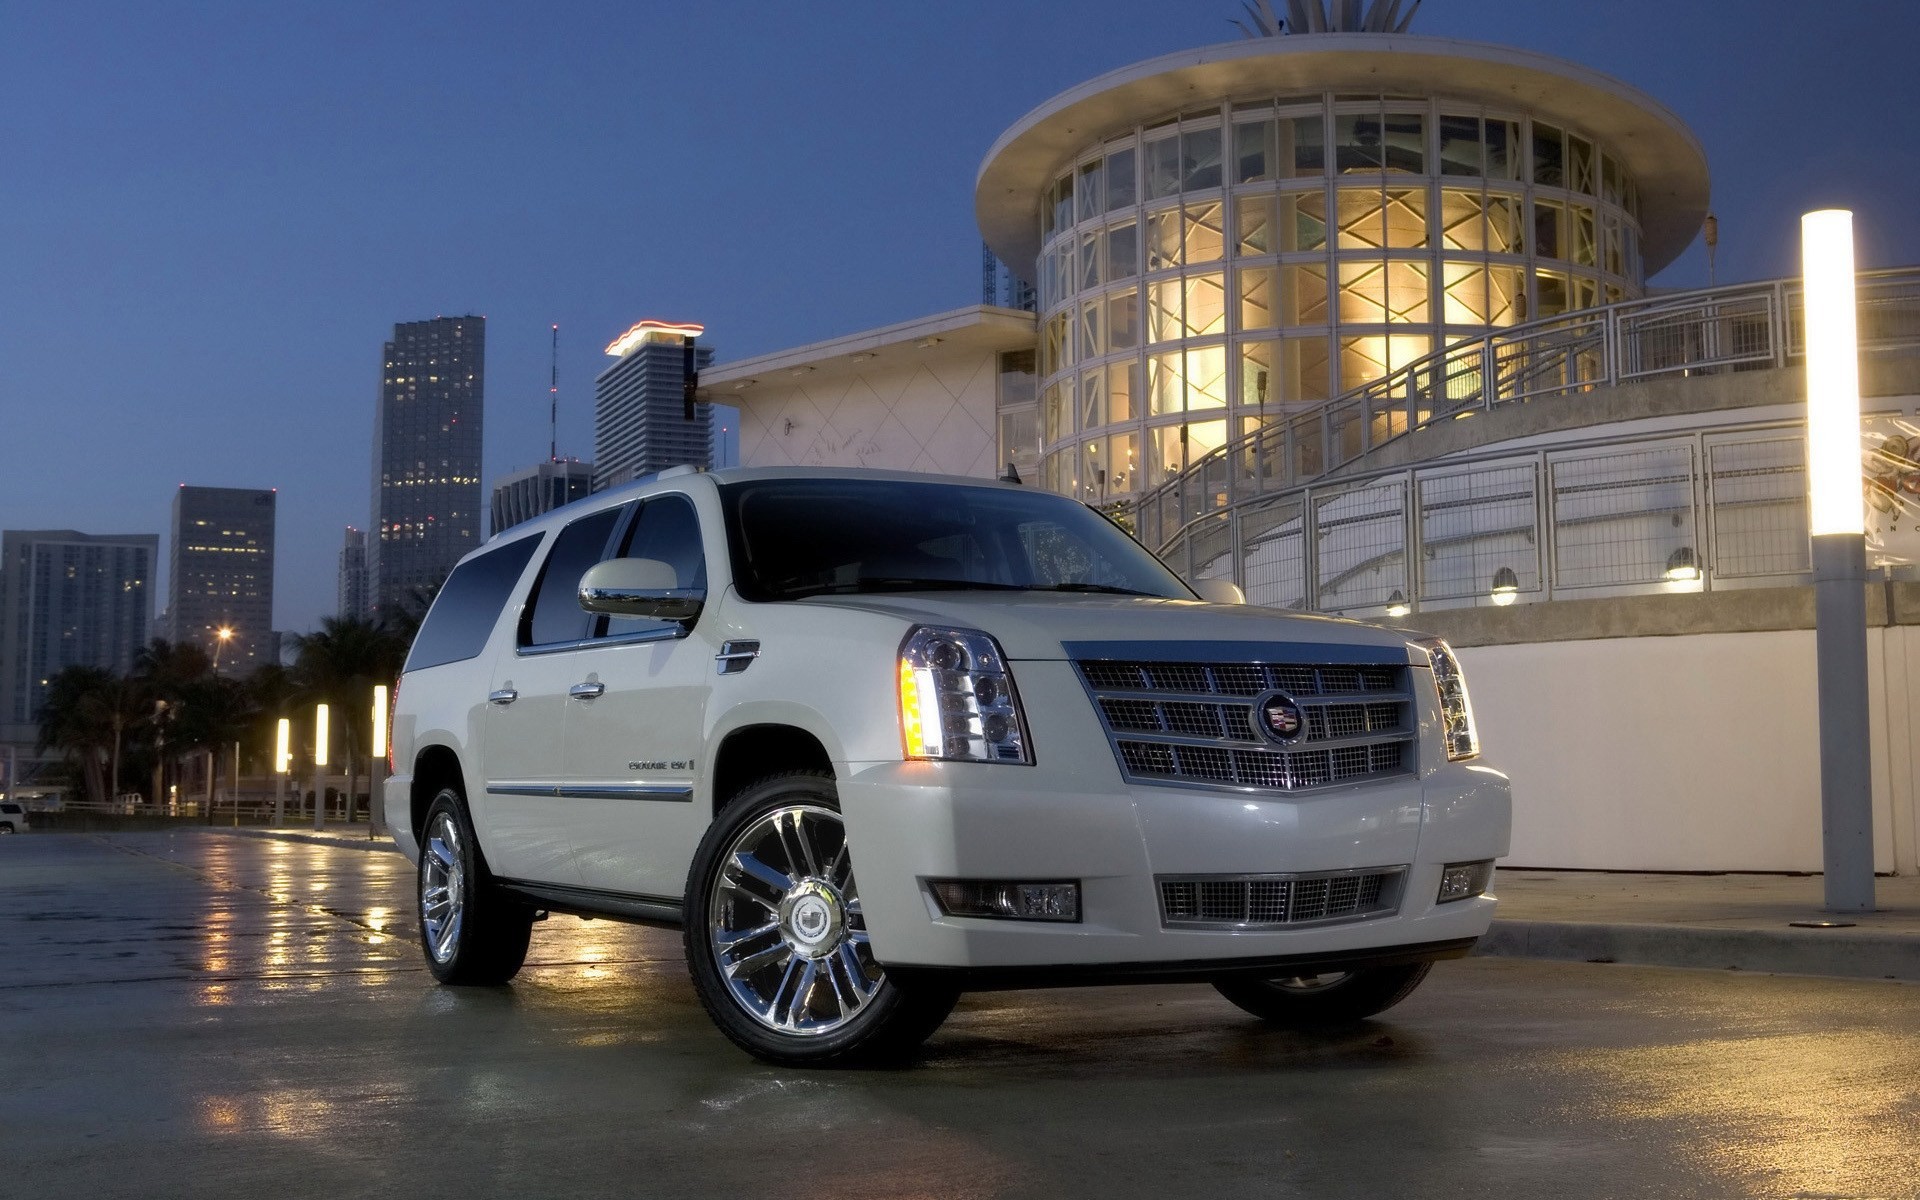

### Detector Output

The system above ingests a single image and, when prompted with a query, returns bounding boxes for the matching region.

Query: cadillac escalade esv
[383,466,1509,1065]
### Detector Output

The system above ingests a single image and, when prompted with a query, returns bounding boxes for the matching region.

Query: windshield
[718,478,1194,602]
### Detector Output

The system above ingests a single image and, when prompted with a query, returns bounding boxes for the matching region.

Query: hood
[795,592,1423,662]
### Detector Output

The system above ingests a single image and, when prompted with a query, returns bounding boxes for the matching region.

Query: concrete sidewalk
[1483,869,1920,983]
[207,827,1920,983]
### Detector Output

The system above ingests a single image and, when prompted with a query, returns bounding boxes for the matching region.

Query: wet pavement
[3,832,1918,1199]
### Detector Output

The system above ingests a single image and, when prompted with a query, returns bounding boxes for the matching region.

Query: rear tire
[1213,962,1432,1027]
[683,771,958,1066]
[417,788,534,985]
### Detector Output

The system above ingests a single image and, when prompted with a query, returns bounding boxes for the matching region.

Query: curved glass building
[977,34,1710,504]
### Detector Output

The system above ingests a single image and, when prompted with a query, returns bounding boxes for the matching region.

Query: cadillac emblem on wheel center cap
[779,880,845,954]
[1255,691,1307,743]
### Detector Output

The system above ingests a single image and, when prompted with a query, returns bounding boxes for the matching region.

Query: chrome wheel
[421,811,465,965]
[708,804,880,1036]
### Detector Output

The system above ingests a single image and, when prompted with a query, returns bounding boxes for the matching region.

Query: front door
[563,492,717,899]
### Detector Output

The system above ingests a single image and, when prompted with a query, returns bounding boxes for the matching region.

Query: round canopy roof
[977,34,1710,278]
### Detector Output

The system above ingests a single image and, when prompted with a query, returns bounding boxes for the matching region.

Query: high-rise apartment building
[167,485,276,673]
[336,526,368,620]
[489,459,595,536]
[370,316,484,617]
[593,320,713,492]
[0,530,157,748]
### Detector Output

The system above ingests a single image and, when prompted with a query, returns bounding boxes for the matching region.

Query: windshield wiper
[1035,582,1157,596]
[784,578,1028,598]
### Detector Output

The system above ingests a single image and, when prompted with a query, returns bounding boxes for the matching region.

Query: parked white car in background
[0,802,29,834]
[383,466,1510,1065]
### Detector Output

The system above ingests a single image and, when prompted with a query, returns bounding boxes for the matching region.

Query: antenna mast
[548,323,559,462]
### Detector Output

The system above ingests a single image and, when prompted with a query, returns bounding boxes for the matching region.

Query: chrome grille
[1078,653,1416,792]
[1158,868,1405,929]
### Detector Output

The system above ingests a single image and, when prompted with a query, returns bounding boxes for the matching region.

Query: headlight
[1415,637,1479,761]
[898,626,1031,764]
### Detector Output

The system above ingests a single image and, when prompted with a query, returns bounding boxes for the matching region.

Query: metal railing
[1137,267,1920,555]
[1155,413,1920,617]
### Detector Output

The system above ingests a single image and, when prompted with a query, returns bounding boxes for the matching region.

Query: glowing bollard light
[369,685,390,837]
[273,717,291,825]
[312,703,330,832]
[1803,209,1874,914]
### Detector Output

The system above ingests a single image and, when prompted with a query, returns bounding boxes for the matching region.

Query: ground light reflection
[1580,1028,1918,1193]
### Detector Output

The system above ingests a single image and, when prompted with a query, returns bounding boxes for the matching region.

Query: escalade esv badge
[1256,692,1306,743]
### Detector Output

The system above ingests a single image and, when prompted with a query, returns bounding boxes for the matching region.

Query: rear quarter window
[404,534,543,671]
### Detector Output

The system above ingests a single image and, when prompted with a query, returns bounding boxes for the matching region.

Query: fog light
[930,880,1080,922]
[1437,860,1495,903]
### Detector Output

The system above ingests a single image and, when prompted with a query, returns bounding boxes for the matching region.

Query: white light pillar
[273,717,290,825]
[1803,208,1875,914]
[312,703,330,832]
[369,685,390,839]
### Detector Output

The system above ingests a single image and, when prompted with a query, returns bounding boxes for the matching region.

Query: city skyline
[4,1,1918,633]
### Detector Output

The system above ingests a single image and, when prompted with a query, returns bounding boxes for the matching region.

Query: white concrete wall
[1460,628,1920,874]
[736,351,1001,478]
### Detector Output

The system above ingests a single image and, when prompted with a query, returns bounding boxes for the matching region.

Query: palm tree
[292,617,407,821]
[169,675,255,819]
[134,638,213,810]
[36,667,116,804]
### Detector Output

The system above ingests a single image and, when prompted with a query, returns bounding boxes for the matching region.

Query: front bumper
[836,755,1510,972]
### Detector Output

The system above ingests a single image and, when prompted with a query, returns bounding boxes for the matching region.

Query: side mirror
[578,558,705,623]
[1191,577,1247,605]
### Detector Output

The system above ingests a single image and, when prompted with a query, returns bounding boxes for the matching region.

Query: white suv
[384,466,1509,1065]
[0,802,26,834]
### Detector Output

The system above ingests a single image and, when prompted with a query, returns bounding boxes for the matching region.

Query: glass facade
[1033,95,1646,501]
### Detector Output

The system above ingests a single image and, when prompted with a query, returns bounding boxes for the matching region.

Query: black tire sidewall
[1214,962,1433,1027]
[418,788,530,984]
[682,772,947,1065]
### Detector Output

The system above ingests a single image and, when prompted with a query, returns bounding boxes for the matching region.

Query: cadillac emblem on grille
[1255,692,1305,743]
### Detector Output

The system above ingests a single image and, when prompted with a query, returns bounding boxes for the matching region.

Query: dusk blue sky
[4,1,1917,636]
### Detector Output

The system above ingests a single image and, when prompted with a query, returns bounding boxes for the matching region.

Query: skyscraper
[489,459,595,536]
[0,530,157,748]
[167,485,276,673]
[370,316,484,618]
[593,320,713,492]
[336,526,368,620]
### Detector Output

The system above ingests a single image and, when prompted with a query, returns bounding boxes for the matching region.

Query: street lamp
[1803,208,1874,914]
[212,625,235,674]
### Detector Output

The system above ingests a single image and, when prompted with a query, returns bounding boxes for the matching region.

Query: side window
[405,534,542,671]
[520,507,626,647]
[606,494,707,638]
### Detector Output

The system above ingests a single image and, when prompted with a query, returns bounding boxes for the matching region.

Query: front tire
[1213,962,1433,1028]
[683,771,958,1066]
[418,789,534,985]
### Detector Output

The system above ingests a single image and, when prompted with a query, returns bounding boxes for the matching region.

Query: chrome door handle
[715,640,761,675]
[488,688,518,706]
[569,681,606,700]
